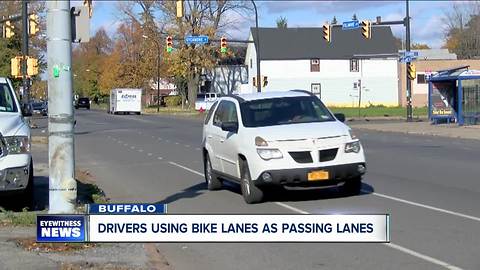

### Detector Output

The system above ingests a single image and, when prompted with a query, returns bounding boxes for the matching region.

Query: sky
[79,0,456,49]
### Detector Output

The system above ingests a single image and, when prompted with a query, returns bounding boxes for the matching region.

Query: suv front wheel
[204,153,221,190]
[240,159,263,204]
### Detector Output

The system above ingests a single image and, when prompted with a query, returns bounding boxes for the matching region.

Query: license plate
[307,170,329,181]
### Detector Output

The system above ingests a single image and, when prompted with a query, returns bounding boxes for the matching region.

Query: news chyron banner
[37,203,390,243]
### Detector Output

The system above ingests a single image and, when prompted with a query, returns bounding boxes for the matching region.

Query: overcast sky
[86,1,455,49]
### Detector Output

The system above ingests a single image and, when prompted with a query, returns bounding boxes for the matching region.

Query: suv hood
[0,113,25,136]
[249,121,349,142]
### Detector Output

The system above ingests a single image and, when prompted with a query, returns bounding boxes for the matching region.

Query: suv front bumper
[0,154,31,192]
[254,162,366,187]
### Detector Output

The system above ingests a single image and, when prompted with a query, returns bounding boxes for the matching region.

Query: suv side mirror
[221,121,238,133]
[334,113,346,123]
[22,103,32,117]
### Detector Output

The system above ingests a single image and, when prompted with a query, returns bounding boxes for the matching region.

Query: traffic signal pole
[405,0,413,121]
[46,0,76,213]
[21,0,29,104]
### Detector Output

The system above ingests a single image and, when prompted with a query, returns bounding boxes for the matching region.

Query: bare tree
[276,16,288,28]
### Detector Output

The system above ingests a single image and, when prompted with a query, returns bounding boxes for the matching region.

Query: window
[311,83,321,99]
[310,59,320,72]
[417,74,426,84]
[350,59,359,72]
[213,101,237,127]
[204,101,218,125]
[0,83,17,112]
[240,96,334,127]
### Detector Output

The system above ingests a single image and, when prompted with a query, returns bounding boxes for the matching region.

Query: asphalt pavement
[33,109,480,270]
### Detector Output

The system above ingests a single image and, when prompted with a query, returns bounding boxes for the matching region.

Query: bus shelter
[428,66,480,126]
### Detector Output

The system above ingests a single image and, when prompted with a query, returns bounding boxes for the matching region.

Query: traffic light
[166,36,173,53]
[27,57,39,76]
[83,0,93,18]
[407,62,416,80]
[220,36,227,54]
[29,14,39,36]
[322,24,331,42]
[262,76,268,87]
[11,57,22,77]
[361,20,371,39]
[176,1,183,18]
[4,21,15,39]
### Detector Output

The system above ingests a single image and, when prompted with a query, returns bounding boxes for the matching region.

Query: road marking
[195,148,201,151]
[157,157,163,160]
[130,146,135,149]
[147,153,153,156]
[385,243,463,270]
[185,145,190,148]
[168,161,204,177]
[167,162,465,270]
[368,191,480,222]
[138,149,144,153]
[175,142,180,145]
[124,143,128,146]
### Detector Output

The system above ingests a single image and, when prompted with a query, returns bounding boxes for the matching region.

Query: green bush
[164,95,182,107]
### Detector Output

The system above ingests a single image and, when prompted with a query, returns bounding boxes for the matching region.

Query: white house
[245,27,399,107]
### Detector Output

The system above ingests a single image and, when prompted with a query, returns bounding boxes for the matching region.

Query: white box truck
[109,88,142,115]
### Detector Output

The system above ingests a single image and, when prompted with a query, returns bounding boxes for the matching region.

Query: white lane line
[185,145,190,148]
[124,143,128,146]
[147,153,153,156]
[168,162,465,270]
[385,243,463,270]
[168,161,204,177]
[368,191,480,222]
[175,142,180,145]
[157,157,163,160]
[195,148,201,151]
[138,149,144,153]
[130,146,135,149]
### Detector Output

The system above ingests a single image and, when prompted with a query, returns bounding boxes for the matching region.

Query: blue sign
[37,215,86,242]
[399,56,413,63]
[185,35,209,45]
[342,20,360,30]
[401,51,419,57]
[88,203,167,214]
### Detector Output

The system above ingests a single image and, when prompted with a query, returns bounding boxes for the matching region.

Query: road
[35,109,480,270]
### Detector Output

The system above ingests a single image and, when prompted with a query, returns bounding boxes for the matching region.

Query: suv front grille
[289,151,313,163]
[319,148,338,162]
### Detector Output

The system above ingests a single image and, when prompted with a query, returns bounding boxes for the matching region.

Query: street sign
[401,51,419,57]
[342,20,360,30]
[399,56,415,63]
[185,35,209,45]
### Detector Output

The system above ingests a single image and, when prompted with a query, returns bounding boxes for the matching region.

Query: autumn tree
[443,1,480,58]
[411,43,431,49]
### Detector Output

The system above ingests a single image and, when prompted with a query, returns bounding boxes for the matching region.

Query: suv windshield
[240,96,334,127]
[0,83,18,113]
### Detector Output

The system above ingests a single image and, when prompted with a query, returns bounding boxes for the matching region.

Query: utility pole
[47,0,76,213]
[22,0,29,105]
[405,0,413,121]
[251,0,261,93]
[156,41,160,112]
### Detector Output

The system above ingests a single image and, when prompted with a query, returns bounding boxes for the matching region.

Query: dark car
[75,97,90,110]
[31,101,47,116]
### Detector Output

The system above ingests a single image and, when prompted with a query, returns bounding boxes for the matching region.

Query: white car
[0,77,33,206]
[202,90,366,203]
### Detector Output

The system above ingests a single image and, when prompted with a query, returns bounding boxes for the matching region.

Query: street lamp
[143,34,161,112]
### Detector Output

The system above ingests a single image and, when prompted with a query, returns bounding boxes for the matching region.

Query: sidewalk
[350,120,480,141]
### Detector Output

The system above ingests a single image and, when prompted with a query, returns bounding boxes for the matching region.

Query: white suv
[0,77,34,206]
[202,90,366,203]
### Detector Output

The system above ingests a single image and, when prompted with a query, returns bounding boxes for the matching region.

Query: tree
[276,16,288,28]
[411,43,431,49]
[443,1,480,58]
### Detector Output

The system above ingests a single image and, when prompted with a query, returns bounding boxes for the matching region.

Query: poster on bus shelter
[430,81,456,117]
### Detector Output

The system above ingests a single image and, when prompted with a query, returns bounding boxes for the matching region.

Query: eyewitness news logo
[37,215,86,242]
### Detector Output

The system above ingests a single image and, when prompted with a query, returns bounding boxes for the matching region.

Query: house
[202,65,248,95]
[397,49,480,107]
[144,78,176,106]
[245,27,399,107]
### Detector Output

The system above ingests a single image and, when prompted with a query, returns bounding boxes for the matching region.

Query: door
[218,101,240,178]
[210,101,227,171]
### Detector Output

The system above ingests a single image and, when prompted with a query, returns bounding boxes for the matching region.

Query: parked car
[195,92,219,111]
[0,77,34,206]
[31,101,48,116]
[75,97,90,110]
[202,90,366,203]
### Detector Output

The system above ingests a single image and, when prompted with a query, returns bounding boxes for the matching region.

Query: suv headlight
[345,141,361,153]
[4,136,30,154]
[257,148,283,160]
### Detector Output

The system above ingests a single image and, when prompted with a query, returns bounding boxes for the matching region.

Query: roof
[399,49,457,60]
[236,90,310,101]
[250,27,397,60]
